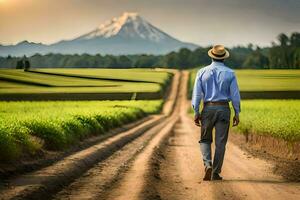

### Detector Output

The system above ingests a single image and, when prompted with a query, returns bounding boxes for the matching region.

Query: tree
[247,43,254,51]
[117,56,132,68]
[16,60,24,69]
[268,32,300,68]
[104,55,118,68]
[243,47,269,69]
[290,32,300,47]
[277,33,289,46]
[163,52,179,68]
[134,55,160,68]
[177,48,192,68]
[293,48,300,68]
[24,60,31,71]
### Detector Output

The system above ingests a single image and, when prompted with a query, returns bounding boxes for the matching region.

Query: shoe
[203,167,212,181]
[211,173,223,181]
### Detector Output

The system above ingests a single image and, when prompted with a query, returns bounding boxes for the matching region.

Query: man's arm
[230,73,241,126]
[191,71,203,126]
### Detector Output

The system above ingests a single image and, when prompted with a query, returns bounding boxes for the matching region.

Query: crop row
[235,100,300,142]
[33,68,171,84]
[0,100,162,161]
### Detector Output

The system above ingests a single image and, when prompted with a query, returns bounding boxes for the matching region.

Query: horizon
[0,0,300,47]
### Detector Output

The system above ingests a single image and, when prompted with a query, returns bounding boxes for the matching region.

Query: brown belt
[204,101,229,106]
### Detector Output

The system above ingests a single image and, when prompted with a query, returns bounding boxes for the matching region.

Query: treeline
[269,33,300,68]
[0,47,254,69]
[243,32,300,69]
[0,32,299,69]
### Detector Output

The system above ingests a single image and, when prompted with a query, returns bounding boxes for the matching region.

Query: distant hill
[0,12,199,56]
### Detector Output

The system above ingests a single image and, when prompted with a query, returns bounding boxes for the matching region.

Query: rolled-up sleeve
[191,71,203,115]
[229,73,241,116]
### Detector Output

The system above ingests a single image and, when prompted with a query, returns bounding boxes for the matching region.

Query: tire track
[95,71,187,200]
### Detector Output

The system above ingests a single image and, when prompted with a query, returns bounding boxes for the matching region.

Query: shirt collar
[211,60,225,66]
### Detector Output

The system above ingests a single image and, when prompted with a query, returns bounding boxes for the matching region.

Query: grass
[34,68,171,84]
[0,80,31,88]
[189,100,300,142]
[0,70,121,87]
[0,100,163,161]
[235,70,300,91]
[234,100,300,142]
[0,82,161,93]
[189,69,300,91]
[0,68,172,100]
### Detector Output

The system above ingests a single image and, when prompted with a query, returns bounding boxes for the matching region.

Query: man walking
[191,45,241,181]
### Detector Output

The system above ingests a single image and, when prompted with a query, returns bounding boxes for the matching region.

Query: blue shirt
[191,61,241,116]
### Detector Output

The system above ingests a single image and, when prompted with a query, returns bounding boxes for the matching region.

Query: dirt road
[53,71,300,200]
[1,71,299,200]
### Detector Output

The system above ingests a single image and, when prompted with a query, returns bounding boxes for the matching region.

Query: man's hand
[194,114,201,127]
[233,115,240,127]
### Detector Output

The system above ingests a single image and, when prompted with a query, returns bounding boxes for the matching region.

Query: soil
[230,133,300,182]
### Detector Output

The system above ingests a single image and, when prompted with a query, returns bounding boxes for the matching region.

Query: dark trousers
[199,105,230,174]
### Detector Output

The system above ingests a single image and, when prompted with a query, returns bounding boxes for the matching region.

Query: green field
[235,100,300,142]
[0,100,162,161]
[0,68,170,162]
[235,70,300,91]
[0,68,172,100]
[189,69,300,98]
[34,68,171,84]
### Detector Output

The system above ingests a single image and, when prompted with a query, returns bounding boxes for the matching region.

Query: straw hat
[208,45,230,60]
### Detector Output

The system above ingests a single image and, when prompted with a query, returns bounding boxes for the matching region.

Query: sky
[0,0,299,47]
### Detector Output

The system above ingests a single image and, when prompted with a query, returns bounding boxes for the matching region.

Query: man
[191,45,241,181]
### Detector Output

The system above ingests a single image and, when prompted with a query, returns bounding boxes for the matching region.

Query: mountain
[1,41,49,56]
[0,12,199,56]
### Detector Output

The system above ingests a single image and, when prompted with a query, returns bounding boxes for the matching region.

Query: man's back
[199,61,235,102]
[192,61,240,116]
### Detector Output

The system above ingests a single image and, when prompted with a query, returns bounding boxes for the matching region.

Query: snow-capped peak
[77,12,168,42]
[119,12,139,21]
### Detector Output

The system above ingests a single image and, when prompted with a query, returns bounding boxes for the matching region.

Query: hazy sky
[0,0,299,47]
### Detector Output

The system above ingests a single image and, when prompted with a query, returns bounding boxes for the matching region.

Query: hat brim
[208,49,230,60]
